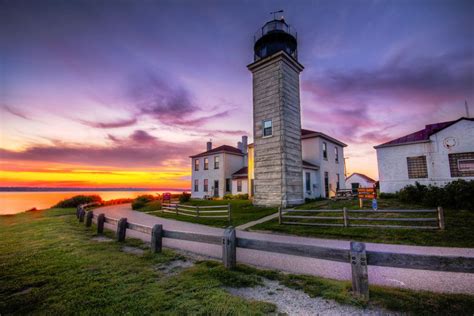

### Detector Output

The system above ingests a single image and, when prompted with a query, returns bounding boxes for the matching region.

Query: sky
[1,0,473,189]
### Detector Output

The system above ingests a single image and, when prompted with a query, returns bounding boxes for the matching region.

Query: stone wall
[249,52,304,207]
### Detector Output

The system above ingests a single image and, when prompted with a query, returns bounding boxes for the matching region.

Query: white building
[345,173,376,193]
[190,130,347,200]
[375,117,474,193]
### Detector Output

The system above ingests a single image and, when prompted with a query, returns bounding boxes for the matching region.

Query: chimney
[237,141,243,152]
[241,136,248,154]
[206,141,212,151]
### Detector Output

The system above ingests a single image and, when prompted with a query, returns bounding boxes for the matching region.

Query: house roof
[346,172,375,183]
[302,160,319,170]
[374,117,473,149]
[190,145,243,158]
[232,167,248,179]
[301,129,348,147]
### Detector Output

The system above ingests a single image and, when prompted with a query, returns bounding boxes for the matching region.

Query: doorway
[214,180,219,197]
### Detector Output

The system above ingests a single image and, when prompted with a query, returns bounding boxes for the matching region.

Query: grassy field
[142,199,277,228]
[1,208,474,315]
[251,198,474,247]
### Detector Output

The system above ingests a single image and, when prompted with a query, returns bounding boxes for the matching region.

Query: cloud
[78,117,137,128]
[126,69,231,128]
[2,105,31,120]
[0,130,195,168]
[302,49,474,144]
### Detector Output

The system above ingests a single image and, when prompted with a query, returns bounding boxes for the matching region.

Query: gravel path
[235,212,280,230]
[94,204,474,294]
[225,279,395,315]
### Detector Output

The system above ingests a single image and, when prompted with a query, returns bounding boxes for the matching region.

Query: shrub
[378,192,398,199]
[223,194,233,200]
[222,193,248,200]
[397,180,474,210]
[179,192,191,203]
[54,195,102,208]
[131,194,156,210]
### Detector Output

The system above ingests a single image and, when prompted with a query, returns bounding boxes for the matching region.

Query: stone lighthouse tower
[248,16,304,207]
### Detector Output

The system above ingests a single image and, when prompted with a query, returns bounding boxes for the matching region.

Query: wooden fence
[161,202,231,222]
[75,204,473,299]
[279,207,445,230]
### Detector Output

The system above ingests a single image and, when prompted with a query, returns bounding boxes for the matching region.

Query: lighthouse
[248,16,304,207]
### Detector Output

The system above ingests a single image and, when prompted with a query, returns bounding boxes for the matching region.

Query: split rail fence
[161,202,231,222]
[279,207,445,230]
[75,205,472,299]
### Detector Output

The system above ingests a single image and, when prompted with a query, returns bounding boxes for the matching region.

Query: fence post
[116,218,128,242]
[175,204,178,216]
[76,206,81,218]
[278,207,282,224]
[79,207,85,223]
[228,204,231,223]
[437,206,445,230]
[350,241,369,299]
[151,224,163,253]
[196,205,200,218]
[97,213,105,234]
[222,227,236,269]
[343,207,349,228]
[85,210,93,227]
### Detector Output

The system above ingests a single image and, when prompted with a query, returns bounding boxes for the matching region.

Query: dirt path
[95,203,474,294]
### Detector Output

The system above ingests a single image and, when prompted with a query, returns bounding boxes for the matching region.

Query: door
[351,183,360,194]
[324,172,329,198]
[214,180,219,197]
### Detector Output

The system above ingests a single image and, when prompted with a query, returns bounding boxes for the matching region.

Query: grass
[142,199,277,228]
[1,208,473,315]
[251,198,474,247]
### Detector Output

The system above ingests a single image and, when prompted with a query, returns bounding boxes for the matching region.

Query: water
[0,191,182,215]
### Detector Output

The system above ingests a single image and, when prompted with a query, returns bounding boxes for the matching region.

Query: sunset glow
[1,0,473,188]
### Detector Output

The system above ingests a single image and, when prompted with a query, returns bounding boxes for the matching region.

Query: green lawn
[1,208,473,315]
[251,198,474,247]
[142,199,277,228]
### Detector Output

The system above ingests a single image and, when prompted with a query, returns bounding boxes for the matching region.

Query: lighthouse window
[263,120,273,137]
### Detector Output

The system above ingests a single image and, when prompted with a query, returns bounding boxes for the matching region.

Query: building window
[237,180,242,192]
[214,156,219,169]
[194,179,198,192]
[263,119,272,137]
[323,142,327,160]
[449,152,474,177]
[194,159,199,171]
[225,178,231,192]
[459,159,474,171]
[204,158,209,170]
[335,147,339,163]
[204,179,208,192]
[336,173,340,191]
[305,172,311,191]
[407,156,428,179]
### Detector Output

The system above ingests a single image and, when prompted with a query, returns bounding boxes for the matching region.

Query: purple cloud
[78,117,137,129]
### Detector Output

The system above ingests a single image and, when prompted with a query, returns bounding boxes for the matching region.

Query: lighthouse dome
[253,17,298,61]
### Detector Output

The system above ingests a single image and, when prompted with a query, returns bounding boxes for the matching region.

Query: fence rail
[161,203,231,222]
[279,207,445,230]
[75,204,472,299]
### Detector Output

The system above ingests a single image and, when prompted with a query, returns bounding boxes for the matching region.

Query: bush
[223,194,233,200]
[179,192,191,203]
[397,180,474,210]
[378,192,398,199]
[54,195,102,208]
[131,194,156,210]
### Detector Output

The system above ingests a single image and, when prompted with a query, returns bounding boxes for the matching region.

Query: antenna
[270,9,284,20]
[465,100,470,118]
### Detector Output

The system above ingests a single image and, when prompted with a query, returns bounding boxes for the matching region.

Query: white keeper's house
[374,117,474,193]
[190,130,347,201]
[190,16,347,206]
